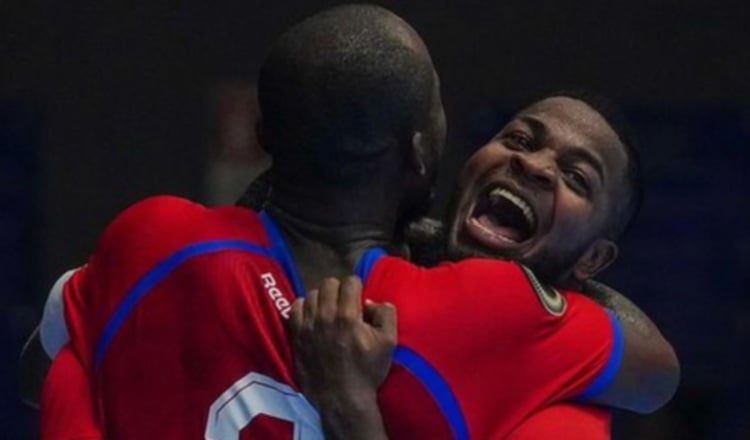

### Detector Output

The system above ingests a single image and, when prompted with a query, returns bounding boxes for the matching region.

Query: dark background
[1,1,748,438]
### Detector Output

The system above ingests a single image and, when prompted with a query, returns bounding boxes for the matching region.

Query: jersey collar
[259,210,307,298]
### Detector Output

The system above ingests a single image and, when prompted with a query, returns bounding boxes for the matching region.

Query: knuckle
[343,275,363,289]
[322,277,340,291]
[337,305,359,322]
[316,307,336,325]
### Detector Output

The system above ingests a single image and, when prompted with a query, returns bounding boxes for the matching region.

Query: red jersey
[41,195,622,439]
[507,404,610,439]
[358,250,621,439]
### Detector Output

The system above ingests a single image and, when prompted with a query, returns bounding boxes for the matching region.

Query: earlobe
[574,239,619,281]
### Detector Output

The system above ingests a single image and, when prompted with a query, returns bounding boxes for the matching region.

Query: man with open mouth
[447,93,640,291]
[23,5,676,439]
[288,92,672,439]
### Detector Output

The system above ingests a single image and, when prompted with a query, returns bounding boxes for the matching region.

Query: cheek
[460,146,496,183]
[553,191,596,233]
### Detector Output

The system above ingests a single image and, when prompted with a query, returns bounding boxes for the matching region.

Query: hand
[289,276,397,402]
[287,276,396,439]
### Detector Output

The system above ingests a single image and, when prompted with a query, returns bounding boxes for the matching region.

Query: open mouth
[465,186,537,248]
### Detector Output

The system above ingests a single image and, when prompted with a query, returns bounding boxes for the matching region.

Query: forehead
[517,97,628,184]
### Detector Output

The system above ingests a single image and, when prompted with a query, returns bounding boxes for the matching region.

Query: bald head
[257,4,441,186]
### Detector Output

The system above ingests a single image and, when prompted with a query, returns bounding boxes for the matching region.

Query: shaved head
[258,4,440,186]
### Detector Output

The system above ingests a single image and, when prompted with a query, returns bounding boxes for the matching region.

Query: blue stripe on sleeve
[353,247,387,282]
[93,240,272,368]
[575,309,625,400]
[393,345,469,440]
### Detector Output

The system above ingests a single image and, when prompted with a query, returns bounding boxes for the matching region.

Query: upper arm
[19,268,81,407]
[579,280,680,413]
[40,343,102,440]
[582,316,680,413]
[508,278,678,414]
[553,293,679,414]
[19,196,193,406]
[39,269,77,359]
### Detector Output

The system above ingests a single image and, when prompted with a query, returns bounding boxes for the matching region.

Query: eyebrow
[516,115,605,184]
[566,147,605,184]
[517,115,548,140]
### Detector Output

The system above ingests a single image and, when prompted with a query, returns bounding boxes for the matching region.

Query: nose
[510,152,556,190]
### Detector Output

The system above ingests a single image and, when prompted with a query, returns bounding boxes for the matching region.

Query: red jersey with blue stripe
[357,250,621,439]
[41,195,622,439]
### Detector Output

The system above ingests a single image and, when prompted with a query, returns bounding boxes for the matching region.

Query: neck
[265,181,401,291]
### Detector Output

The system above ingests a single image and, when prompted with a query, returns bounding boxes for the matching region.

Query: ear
[572,239,619,281]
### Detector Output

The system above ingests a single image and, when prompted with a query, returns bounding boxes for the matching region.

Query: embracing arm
[288,276,394,440]
[582,280,680,413]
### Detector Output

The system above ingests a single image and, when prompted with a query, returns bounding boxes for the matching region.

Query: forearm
[314,389,388,440]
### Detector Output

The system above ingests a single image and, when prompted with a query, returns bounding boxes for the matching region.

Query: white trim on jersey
[39,268,77,359]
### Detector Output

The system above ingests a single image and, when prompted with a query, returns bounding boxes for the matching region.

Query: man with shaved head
[35,5,444,438]
[29,4,676,439]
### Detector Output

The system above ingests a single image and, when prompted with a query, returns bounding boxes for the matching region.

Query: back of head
[258,4,436,187]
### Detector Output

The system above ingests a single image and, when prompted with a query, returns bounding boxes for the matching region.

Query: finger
[316,277,341,323]
[365,302,397,342]
[303,288,319,323]
[338,275,363,321]
[288,298,305,332]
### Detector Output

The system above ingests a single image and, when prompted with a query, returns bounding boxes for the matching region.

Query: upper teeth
[488,188,536,227]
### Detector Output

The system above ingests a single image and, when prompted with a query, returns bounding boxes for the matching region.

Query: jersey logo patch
[519,265,567,316]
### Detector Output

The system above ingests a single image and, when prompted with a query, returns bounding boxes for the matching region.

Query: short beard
[447,239,582,286]
[518,247,583,287]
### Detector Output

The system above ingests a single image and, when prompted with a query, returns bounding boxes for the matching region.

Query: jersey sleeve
[39,269,78,359]
[364,256,622,437]
[506,404,611,440]
[527,291,624,402]
[40,343,103,440]
[60,195,213,367]
[456,258,624,401]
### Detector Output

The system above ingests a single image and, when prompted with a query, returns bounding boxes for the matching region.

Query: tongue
[477,214,523,242]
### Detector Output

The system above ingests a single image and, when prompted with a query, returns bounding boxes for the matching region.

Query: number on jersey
[205,372,323,440]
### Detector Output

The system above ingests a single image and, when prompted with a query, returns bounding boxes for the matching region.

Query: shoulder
[85,197,265,292]
[95,195,201,248]
[380,256,573,318]
[101,195,204,236]
[97,195,264,252]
